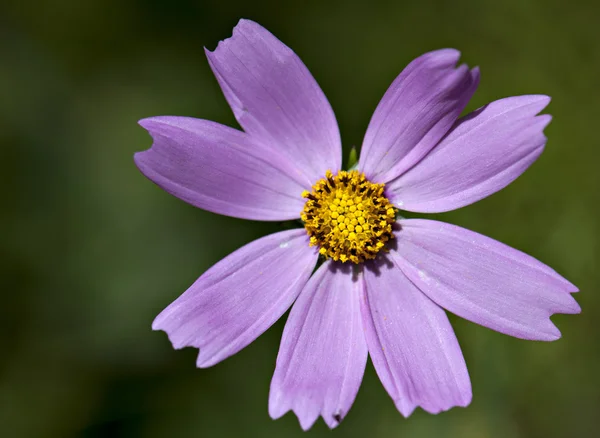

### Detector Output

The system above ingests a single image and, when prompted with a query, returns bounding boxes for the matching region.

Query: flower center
[301,170,395,264]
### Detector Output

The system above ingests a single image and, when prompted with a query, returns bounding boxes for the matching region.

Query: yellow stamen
[301,170,396,264]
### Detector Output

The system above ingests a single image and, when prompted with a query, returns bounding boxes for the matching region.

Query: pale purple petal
[393,219,580,341]
[361,258,471,416]
[387,95,551,213]
[269,262,367,430]
[358,49,479,183]
[135,116,311,221]
[152,229,318,368]
[205,19,341,184]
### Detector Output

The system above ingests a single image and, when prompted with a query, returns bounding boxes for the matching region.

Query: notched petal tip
[204,18,249,53]
[151,325,188,351]
[151,309,193,351]
[421,50,478,82]
[153,316,226,369]
[136,117,191,149]
[205,38,225,56]
[395,386,472,417]
[205,19,276,55]
[202,46,213,58]
[268,398,317,431]
[268,406,344,431]
[545,289,581,335]
[546,285,581,337]
[418,49,473,83]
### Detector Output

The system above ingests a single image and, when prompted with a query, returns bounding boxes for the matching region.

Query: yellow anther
[300,170,396,264]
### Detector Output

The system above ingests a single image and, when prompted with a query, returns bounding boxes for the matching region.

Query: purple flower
[135,19,580,430]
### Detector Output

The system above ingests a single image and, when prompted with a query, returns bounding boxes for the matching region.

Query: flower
[135,19,580,430]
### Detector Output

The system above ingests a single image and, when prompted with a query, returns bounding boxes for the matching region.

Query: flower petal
[361,258,472,416]
[135,116,311,221]
[152,229,318,368]
[387,95,552,213]
[358,49,479,183]
[393,219,580,341]
[205,19,342,184]
[269,262,367,430]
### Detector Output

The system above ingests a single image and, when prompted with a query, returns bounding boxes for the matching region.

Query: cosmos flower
[135,19,580,430]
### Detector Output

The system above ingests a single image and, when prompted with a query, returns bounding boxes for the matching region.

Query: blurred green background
[1,0,598,437]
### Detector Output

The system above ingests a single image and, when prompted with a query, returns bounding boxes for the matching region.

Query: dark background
[1,0,598,437]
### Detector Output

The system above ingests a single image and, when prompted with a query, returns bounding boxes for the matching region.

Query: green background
[2,0,598,437]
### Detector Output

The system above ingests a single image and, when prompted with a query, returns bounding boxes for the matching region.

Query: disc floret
[300,170,396,264]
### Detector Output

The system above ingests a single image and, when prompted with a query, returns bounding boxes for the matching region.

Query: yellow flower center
[300,170,396,264]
